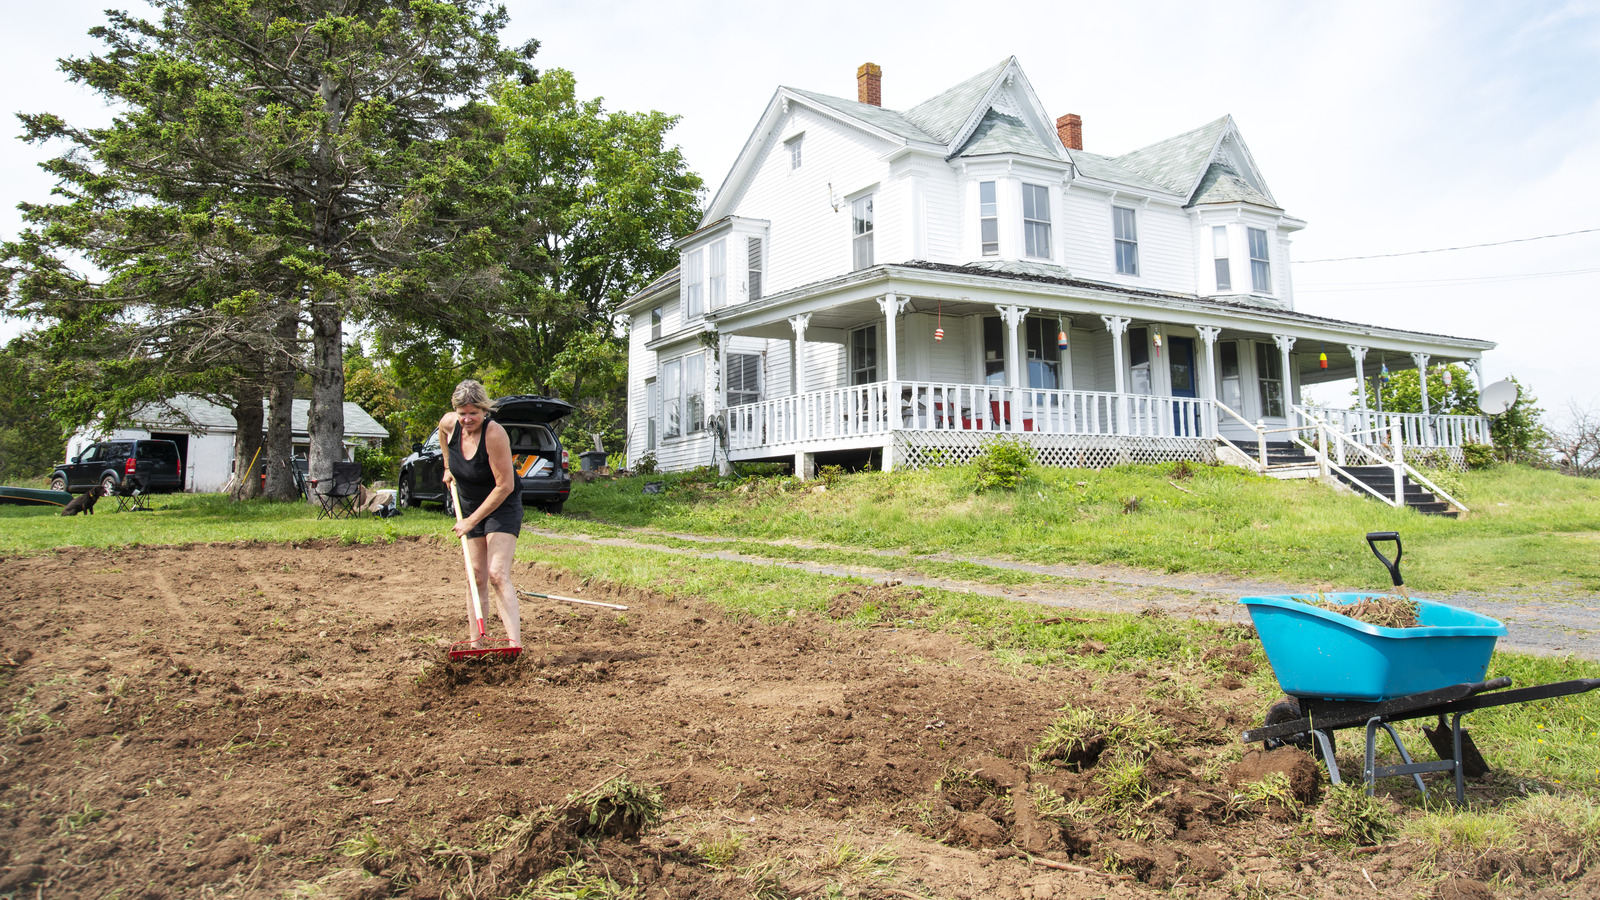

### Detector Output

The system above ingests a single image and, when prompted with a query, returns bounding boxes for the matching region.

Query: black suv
[50,439,183,495]
[397,395,574,514]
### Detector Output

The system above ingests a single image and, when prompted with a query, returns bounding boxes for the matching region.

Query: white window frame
[1248,227,1272,293]
[1022,183,1051,259]
[726,352,762,407]
[786,134,803,170]
[852,194,874,270]
[644,378,658,450]
[979,180,998,256]
[747,237,763,301]
[709,239,726,310]
[683,248,704,319]
[1113,207,1139,276]
[685,352,705,434]
[1255,342,1284,418]
[849,325,878,385]
[650,306,661,341]
[1212,226,1231,292]
[661,359,682,439]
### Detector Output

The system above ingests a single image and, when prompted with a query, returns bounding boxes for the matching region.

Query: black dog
[61,486,106,516]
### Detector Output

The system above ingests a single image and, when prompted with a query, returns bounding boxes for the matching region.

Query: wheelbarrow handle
[1366,531,1404,587]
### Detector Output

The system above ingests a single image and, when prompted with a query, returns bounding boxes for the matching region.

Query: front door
[1169,337,1199,435]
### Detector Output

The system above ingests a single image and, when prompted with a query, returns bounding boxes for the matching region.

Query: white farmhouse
[621,58,1494,506]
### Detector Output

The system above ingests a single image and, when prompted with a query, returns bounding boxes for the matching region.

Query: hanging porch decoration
[934,300,944,343]
[1319,341,1328,369]
[1152,326,1162,358]
[1442,367,1453,388]
[1379,358,1390,385]
[1056,315,1068,351]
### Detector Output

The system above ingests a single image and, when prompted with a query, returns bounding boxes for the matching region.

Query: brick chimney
[857,62,882,107]
[1056,113,1082,151]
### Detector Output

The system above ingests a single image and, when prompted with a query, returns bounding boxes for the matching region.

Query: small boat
[0,486,74,507]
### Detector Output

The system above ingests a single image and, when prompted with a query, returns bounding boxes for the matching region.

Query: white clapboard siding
[729,106,897,295]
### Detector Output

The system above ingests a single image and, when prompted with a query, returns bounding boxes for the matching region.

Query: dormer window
[1113,207,1139,276]
[1213,226,1231,292]
[979,181,998,256]
[1023,184,1051,259]
[683,248,704,318]
[1249,227,1272,293]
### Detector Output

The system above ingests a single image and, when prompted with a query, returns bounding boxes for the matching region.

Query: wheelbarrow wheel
[1262,696,1332,754]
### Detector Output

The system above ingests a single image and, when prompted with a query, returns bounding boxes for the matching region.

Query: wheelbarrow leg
[1364,717,1428,797]
[1452,711,1468,806]
[1313,729,1341,785]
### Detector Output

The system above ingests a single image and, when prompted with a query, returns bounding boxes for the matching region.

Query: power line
[1293,227,1600,264]
[1297,265,1600,293]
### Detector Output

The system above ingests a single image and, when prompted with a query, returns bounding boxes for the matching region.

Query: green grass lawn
[552,462,1600,597]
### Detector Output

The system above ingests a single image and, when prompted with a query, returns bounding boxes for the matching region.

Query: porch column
[1196,325,1221,438]
[1348,345,1369,433]
[1412,351,1432,446]
[1466,358,1485,394]
[998,304,1029,431]
[1102,315,1131,434]
[717,332,732,476]
[789,314,811,395]
[1272,334,1296,417]
[877,294,909,384]
[1058,316,1075,391]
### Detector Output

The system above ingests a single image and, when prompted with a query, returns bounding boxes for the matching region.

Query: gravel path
[528,527,1599,660]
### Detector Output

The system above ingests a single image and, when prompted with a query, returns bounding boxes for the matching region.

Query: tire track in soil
[525,527,1600,660]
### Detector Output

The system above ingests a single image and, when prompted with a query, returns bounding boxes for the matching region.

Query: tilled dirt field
[0,539,1584,898]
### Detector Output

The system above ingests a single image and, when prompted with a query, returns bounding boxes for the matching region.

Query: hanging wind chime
[933,300,944,343]
[1319,341,1328,370]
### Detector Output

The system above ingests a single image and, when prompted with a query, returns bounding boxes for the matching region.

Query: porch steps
[1255,442,1459,517]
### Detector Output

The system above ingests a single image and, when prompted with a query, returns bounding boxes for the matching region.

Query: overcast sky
[4,1,1597,423]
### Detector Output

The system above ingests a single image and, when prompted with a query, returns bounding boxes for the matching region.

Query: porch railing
[726,381,1213,451]
[1293,404,1492,450]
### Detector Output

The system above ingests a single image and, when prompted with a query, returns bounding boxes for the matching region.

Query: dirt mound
[0,540,1588,898]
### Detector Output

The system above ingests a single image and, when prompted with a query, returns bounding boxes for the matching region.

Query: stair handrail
[1213,401,1271,470]
[1291,409,1470,514]
[1287,415,1401,507]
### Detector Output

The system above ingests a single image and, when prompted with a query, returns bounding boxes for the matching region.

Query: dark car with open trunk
[397,395,574,515]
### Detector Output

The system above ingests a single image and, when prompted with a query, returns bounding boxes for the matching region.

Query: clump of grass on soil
[1306,593,1420,628]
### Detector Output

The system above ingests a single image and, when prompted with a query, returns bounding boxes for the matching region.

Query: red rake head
[447,638,522,661]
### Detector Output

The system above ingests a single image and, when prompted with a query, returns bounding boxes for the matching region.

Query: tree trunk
[307,297,346,487]
[229,384,265,500]
[263,313,301,501]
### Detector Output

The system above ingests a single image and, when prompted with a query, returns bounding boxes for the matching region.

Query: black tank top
[448,421,517,511]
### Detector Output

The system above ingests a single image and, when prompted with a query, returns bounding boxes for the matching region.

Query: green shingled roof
[1192,162,1279,208]
[1113,115,1232,196]
[955,109,1055,159]
[902,58,1012,143]
[1066,150,1176,195]
[783,87,938,143]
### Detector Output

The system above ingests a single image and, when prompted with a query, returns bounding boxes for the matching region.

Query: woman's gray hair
[451,379,493,412]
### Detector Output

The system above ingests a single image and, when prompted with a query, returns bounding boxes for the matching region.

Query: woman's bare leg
[462,535,492,643]
[485,532,521,647]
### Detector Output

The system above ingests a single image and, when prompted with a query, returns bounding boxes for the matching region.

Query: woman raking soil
[440,380,522,659]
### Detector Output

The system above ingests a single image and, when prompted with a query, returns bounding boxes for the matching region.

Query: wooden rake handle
[449,480,489,639]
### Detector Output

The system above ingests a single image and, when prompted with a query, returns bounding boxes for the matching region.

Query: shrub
[352,444,397,484]
[632,452,658,476]
[1461,442,1496,470]
[972,437,1035,492]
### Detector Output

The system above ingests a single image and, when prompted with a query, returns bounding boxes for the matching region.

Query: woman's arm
[437,413,457,486]
[459,422,517,530]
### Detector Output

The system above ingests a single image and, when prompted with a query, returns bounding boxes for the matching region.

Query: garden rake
[446,481,521,662]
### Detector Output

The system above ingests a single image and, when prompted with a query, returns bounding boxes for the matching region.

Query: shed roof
[131,395,390,440]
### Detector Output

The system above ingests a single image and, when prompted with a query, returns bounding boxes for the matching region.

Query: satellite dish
[1479,380,1519,415]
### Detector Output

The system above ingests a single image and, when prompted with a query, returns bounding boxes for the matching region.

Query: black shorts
[459,492,523,538]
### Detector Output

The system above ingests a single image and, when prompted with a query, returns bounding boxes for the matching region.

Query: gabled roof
[1192,162,1279,208]
[1111,115,1278,208]
[902,58,1013,143]
[1066,150,1179,196]
[784,87,937,143]
[955,109,1057,160]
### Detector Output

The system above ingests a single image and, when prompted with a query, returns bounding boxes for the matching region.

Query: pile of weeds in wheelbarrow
[1308,593,1420,628]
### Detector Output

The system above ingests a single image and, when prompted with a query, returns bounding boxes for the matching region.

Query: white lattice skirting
[893,432,1218,471]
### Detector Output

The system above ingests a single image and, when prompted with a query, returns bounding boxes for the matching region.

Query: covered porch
[705,267,1495,473]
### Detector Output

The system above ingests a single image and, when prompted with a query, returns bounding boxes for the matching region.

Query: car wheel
[100,474,119,496]
[50,474,67,492]
[544,500,564,515]
[398,474,420,508]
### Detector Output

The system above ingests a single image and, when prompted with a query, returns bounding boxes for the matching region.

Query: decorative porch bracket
[1196,325,1221,437]
[1272,334,1296,412]
[996,305,1030,391]
[1465,358,1484,394]
[1103,315,1132,435]
[788,313,811,395]
[877,294,909,385]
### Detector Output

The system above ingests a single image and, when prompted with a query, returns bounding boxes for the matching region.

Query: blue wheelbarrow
[1239,532,1598,804]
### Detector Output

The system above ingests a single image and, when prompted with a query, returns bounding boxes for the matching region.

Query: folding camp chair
[112,477,153,512]
[309,461,364,519]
